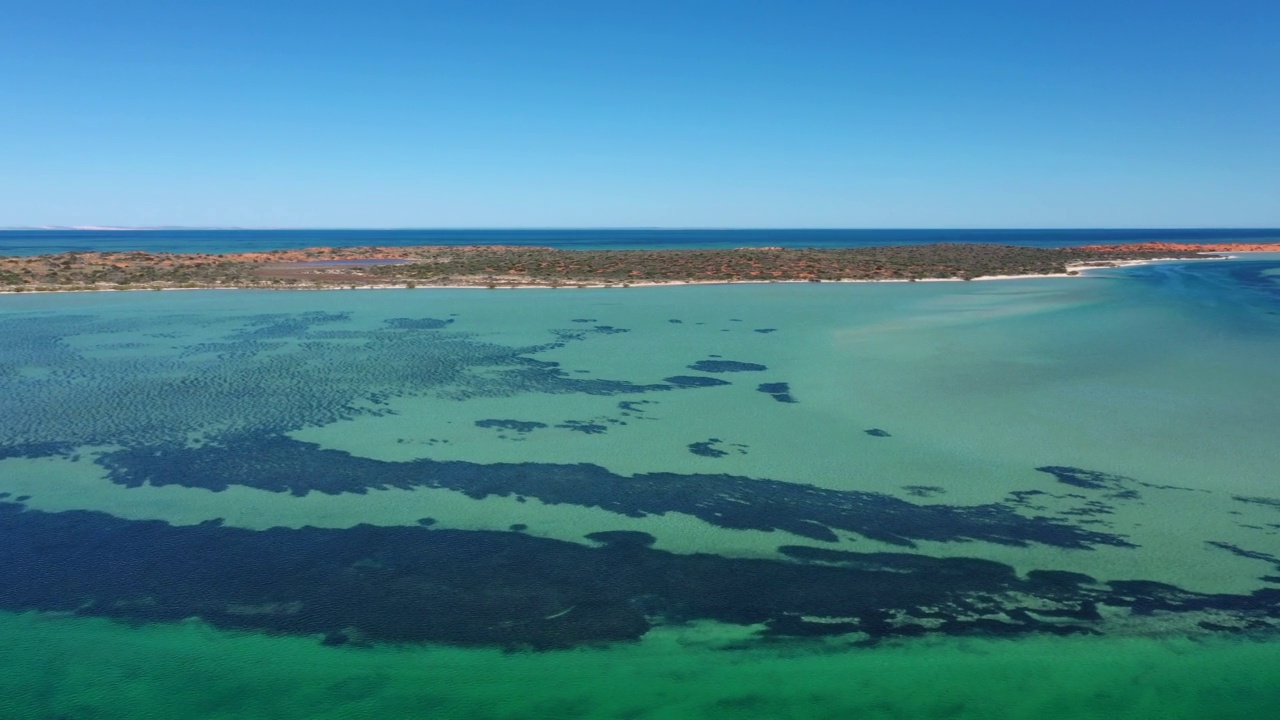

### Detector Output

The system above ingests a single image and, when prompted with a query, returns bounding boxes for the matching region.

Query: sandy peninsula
[0,242,1271,293]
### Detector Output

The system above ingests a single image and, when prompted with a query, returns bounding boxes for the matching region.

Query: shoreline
[0,245,1269,296]
[0,255,1230,295]
[0,264,1146,294]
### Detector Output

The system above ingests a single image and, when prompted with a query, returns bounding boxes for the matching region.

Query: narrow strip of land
[0,242,1272,292]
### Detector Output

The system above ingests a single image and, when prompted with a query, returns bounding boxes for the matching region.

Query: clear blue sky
[3,0,1277,228]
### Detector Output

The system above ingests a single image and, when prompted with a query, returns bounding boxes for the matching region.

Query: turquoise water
[1,257,1279,717]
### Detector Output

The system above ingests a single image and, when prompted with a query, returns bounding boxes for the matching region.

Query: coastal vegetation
[0,243,1243,292]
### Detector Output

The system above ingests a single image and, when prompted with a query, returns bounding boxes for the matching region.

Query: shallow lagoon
[1,257,1279,718]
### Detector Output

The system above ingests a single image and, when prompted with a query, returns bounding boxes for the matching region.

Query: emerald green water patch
[2,612,1280,720]
[5,258,1280,713]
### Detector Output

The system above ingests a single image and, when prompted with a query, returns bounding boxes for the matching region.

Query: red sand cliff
[1076,243,1278,254]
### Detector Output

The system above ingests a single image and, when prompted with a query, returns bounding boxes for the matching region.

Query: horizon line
[5,226,1280,232]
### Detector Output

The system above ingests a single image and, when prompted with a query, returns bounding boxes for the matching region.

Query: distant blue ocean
[2,228,1278,256]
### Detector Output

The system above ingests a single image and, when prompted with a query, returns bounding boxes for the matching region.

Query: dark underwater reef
[97,435,1131,549]
[1,501,1278,650]
[687,360,768,373]
[756,382,797,403]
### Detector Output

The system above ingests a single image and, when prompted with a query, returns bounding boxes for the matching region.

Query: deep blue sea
[2,227,1279,255]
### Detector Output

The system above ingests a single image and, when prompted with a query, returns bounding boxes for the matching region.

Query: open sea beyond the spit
[1,236,1280,718]
[2,227,1280,255]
